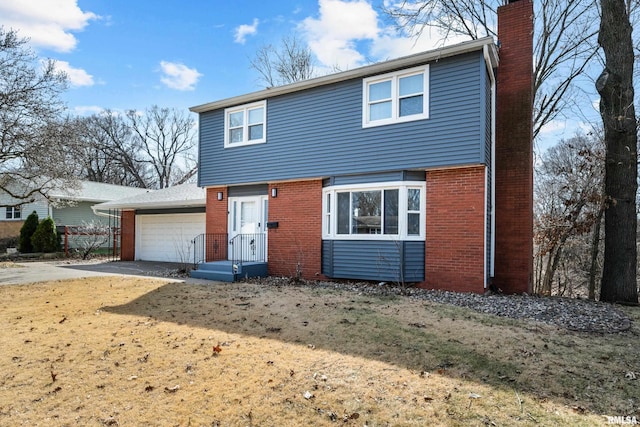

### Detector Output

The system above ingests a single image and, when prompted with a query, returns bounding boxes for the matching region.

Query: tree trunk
[596,0,638,303]
[588,204,604,300]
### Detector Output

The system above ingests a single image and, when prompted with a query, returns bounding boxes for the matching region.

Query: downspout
[483,44,497,286]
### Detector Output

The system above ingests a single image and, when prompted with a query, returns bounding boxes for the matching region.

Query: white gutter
[483,44,498,286]
[91,206,124,219]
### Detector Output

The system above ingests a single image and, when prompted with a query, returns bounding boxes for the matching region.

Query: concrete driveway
[0,260,194,285]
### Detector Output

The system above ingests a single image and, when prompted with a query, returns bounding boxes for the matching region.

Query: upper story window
[224,100,266,148]
[362,65,429,128]
[322,182,426,240]
[5,206,21,220]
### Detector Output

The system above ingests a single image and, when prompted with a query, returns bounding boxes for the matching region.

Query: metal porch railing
[192,233,228,268]
[229,233,266,274]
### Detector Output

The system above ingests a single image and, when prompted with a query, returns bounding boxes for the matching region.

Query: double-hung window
[5,206,21,220]
[224,100,266,147]
[323,182,425,240]
[363,65,429,127]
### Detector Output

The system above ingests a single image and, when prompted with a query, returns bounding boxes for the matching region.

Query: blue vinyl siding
[199,52,489,187]
[322,240,425,282]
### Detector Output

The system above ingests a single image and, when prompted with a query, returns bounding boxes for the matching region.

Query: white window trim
[4,206,21,220]
[362,65,429,128]
[322,181,426,241]
[224,100,267,148]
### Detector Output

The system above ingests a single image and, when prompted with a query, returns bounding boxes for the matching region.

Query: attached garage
[92,183,206,263]
[136,213,205,262]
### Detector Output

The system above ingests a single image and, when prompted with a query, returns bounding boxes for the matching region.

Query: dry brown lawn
[0,274,638,426]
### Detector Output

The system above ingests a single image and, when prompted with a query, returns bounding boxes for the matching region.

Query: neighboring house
[119,1,534,294]
[92,183,206,263]
[0,181,148,241]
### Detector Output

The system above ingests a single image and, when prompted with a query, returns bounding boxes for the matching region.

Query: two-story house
[120,0,534,294]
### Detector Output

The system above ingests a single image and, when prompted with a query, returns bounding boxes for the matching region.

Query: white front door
[228,196,268,261]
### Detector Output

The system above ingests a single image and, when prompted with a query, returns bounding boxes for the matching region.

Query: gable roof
[190,37,497,114]
[92,183,205,211]
[50,181,149,203]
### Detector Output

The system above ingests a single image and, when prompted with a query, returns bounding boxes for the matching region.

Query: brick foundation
[494,0,534,294]
[423,166,487,293]
[120,210,136,261]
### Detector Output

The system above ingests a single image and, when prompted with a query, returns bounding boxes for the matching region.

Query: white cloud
[299,0,473,71]
[0,0,98,52]
[300,0,378,69]
[52,60,94,87]
[234,18,259,44]
[159,61,202,91]
[73,105,104,116]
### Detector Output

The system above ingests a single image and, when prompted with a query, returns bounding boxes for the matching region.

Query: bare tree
[0,27,77,203]
[534,133,605,296]
[250,34,315,88]
[75,111,151,188]
[126,106,197,189]
[596,0,638,304]
[70,221,110,260]
[383,0,599,140]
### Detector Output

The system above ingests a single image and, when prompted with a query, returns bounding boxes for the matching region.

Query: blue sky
[0,0,599,150]
[0,0,470,115]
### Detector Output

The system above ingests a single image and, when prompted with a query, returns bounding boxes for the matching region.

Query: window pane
[399,74,423,96]
[408,188,420,211]
[384,189,399,235]
[370,101,391,121]
[14,207,20,219]
[369,80,391,102]
[399,95,423,117]
[337,192,350,234]
[248,107,263,125]
[248,124,263,140]
[352,191,381,234]
[229,111,243,127]
[229,128,243,143]
[408,213,420,235]
[5,208,11,219]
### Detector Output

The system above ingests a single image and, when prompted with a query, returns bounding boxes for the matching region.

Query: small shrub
[18,211,39,253]
[31,217,59,253]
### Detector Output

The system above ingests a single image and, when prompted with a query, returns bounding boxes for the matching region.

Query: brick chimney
[493,0,534,294]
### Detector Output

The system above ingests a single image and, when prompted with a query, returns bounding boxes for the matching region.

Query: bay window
[323,182,425,240]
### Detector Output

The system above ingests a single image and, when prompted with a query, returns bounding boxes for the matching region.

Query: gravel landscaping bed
[250,277,634,334]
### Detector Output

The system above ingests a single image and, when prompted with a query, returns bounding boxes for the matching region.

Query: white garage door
[136,213,205,262]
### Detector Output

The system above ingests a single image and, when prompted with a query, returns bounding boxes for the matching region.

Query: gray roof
[190,37,497,113]
[50,181,149,202]
[92,183,205,211]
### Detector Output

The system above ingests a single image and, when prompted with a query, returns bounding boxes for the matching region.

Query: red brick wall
[494,0,534,294]
[120,210,136,261]
[267,180,325,280]
[423,166,486,293]
[206,188,228,235]
[0,221,23,240]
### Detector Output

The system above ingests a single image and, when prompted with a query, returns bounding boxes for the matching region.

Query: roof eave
[190,37,496,113]
[93,199,206,211]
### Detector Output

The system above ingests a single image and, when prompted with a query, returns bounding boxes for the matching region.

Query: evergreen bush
[31,217,59,253]
[18,211,39,253]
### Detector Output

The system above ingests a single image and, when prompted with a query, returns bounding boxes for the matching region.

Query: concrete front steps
[190,260,267,282]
